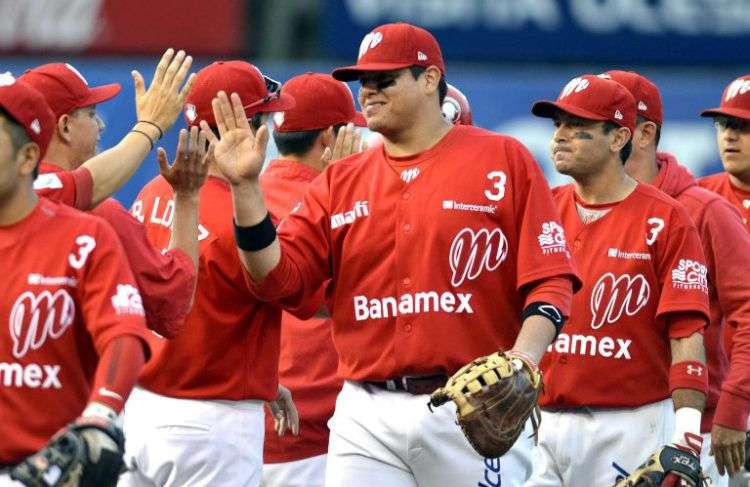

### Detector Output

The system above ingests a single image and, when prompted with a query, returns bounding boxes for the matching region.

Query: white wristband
[671,407,702,453]
[82,401,117,422]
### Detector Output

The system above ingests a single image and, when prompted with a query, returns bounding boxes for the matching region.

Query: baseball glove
[613,445,707,487]
[428,350,543,458]
[10,421,125,487]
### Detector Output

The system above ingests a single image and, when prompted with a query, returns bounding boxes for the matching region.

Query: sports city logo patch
[111,284,145,316]
[671,259,708,293]
[537,221,567,255]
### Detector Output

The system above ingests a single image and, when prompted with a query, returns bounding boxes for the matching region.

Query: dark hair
[637,115,662,147]
[602,121,633,164]
[409,66,447,106]
[0,108,36,178]
[273,129,322,157]
[273,123,347,157]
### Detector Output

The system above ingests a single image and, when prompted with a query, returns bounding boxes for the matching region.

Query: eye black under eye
[359,76,397,90]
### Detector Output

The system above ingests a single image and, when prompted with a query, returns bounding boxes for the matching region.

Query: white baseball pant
[525,399,675,486]
[325,380,533,487]
[118,386,264,487]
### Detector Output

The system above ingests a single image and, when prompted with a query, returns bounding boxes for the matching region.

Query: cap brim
[245,92,296,115]
[332,62,414,81]
[531,100,610,122]
[700,107,750,120]
[83,83,121,106]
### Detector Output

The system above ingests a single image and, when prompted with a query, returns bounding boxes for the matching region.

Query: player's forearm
[230,181,281,281]
[88,335,146,414]
[670,333,707,414]
[84,123,162,207]
[511,315,557,364]
[168,192,201,270]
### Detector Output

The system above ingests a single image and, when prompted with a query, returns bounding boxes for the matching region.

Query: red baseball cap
[332,23,445,81]
[184,61,296,128]
[701,75,750,121]
[442,83,472,125]
[273,73,366,132]
[532,74,636,134]
[601,70,663,125]
[0,72,56,158]
[19,63,121,119]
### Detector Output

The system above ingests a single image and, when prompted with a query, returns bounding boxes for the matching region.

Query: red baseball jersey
[540,183,710,409]
[248,125,580,381]
[39,163,197,339]
[677,164,750,431]
[0,198,149,463]
[132,175,281,401]
[699,172,750,232]
[260,159,343,463]
[33,162,93,210]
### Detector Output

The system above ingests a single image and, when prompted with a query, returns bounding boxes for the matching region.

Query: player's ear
[637,121,658,149]
[320,126,335,148]
[57,113,73,143]
[15,141,40,177]
[610,126,632,153]
[422,66,441,97]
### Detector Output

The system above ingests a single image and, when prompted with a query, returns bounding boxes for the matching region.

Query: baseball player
[25,49,196,211]
[0,75,150,484]
[119,60,300,487]
[527,74,711,486]
[20,61,207,339]
[698,75,750,232]
[261,72,367,487]
[605,69,750,484]
[442,82,472,126]
[204,22,580,487]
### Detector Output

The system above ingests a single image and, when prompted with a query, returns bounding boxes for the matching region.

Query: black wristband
[137,120,164,139]
[233,213,276,251]
[522,301,565,337]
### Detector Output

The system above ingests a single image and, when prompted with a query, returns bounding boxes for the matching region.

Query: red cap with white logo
[332,23,445,81]
[184,61,296,128]
[531,74,636,134]
[442,83,472,126]
[0,72,56,158]
[19,63,121,119]
[273,73,366,132]
[602,70,663,125]
[701,75,750,121]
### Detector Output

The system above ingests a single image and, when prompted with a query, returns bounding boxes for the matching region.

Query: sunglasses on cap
[243,75,283,112]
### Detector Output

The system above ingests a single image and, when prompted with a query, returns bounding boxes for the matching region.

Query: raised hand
[157,126,209,197]
[132,48,196,136]
[321,122,368,166]
[200,91,269,186]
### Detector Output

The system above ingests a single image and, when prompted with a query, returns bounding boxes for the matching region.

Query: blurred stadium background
[3,0,749,208]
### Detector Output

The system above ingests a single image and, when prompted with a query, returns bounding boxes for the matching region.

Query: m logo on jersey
[331,201,369,230]
[111,284,145,316]
[9,290,75,359]
[590,273,650,329]
[538,221,567,255]
[401,168,420,183]
[671,259,708,293]
[449,227,508,287]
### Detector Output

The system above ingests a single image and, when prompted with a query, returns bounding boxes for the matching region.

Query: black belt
[365,374,448,395]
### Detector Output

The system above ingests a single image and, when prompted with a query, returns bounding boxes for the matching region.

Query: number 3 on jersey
[69,235,96,269]
[485,171,507,202]
[646,218,664,246]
